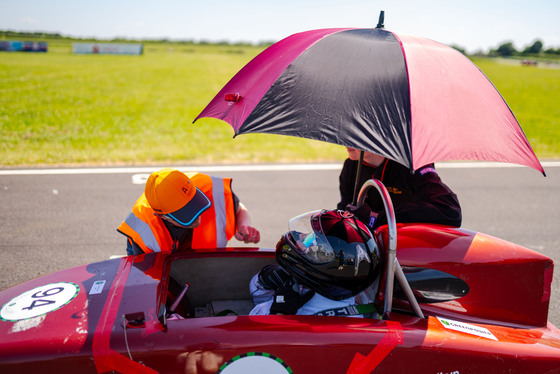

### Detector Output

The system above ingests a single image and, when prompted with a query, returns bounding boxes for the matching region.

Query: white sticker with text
[437,317,498,341]
[89,280,106,295]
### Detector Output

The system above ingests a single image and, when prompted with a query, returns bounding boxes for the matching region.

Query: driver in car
[250,209,381,318]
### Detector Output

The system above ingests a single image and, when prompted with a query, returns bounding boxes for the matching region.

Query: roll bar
[357,179,424,319]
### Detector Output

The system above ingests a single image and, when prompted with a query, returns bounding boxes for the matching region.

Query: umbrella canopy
[194,27,544,175]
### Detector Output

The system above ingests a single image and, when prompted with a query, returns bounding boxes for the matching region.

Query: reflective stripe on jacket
[117,173,237,253]
[117,194,172,253]
[188,173,236,248]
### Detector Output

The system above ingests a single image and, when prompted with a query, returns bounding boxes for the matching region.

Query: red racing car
[1,181,559,373]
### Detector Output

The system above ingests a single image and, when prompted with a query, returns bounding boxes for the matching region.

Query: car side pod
[356,179,424,319]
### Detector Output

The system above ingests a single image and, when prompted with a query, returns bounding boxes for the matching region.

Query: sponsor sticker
[89,280,106,295]
[0,282,79,322]
[437,316,498,341]
[217,352,292,374]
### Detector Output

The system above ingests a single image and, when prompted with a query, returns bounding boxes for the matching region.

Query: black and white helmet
[276,209,381,301]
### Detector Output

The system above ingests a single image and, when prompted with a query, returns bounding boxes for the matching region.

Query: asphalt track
[1,162,559,326]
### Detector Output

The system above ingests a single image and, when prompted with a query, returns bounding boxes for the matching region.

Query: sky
[1,0,559,54]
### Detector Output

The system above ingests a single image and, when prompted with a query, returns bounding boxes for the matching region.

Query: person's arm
[375,165,462,228]
[126,238,145,255]
[337,158,356,210]
[408,167,462,226]
[234,202,261,244]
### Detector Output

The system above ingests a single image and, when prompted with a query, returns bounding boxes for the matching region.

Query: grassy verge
[0,41,558,166]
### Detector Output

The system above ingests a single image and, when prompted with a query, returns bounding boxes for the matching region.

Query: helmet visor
[288,210,335,264]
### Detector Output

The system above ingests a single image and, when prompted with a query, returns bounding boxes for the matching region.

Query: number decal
[19,287,66,311]
[1,282,80,321]
[33,287,64,299]
[217,353,292,374]
[22,299,56,311]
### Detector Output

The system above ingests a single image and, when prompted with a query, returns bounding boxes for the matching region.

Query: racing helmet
[276,209,381,301]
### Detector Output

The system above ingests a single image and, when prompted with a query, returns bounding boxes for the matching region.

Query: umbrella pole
[352,151,364,206]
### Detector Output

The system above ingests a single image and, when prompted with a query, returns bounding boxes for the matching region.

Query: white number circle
[218,353,292,374]
[1,282,79,321]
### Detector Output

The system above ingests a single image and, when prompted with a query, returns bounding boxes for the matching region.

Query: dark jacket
[337,158,462,228]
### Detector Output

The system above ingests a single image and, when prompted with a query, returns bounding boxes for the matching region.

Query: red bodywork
[1,224,559,374]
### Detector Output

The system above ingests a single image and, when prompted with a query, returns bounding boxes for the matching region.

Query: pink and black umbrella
[194,24,544,175]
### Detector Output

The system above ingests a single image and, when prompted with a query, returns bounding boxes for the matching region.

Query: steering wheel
[356,179,423,318]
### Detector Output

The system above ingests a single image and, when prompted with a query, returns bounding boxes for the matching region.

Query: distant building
[0,41,47,52]
[72,43,143,55]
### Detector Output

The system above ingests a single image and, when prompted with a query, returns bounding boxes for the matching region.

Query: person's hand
[179,350,223,374]
[235,225,261,244]
[270,284,315,315]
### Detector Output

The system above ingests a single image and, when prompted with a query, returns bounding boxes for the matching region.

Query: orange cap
[145,168,211,226]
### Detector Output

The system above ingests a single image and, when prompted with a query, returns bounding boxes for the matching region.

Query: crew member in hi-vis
[118,168,260,255]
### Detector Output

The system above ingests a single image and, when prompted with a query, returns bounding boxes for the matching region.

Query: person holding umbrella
[194,27,544,180]
[118,168,260,255]
[338,148,462,229]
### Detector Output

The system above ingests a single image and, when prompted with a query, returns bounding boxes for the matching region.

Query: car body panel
[380,224,553,328]
[1,224,559,373]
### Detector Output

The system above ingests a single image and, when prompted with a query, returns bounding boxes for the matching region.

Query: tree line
[1,30,559,57]
[490,40,560,57]
[0,30,273,48]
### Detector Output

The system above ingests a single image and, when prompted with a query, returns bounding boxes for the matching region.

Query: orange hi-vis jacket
[117,173,237,253]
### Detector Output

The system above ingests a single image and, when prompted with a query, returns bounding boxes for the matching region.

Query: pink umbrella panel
[195,28,544,175]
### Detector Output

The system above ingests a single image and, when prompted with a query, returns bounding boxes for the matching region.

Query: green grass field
[1,41,558,166]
